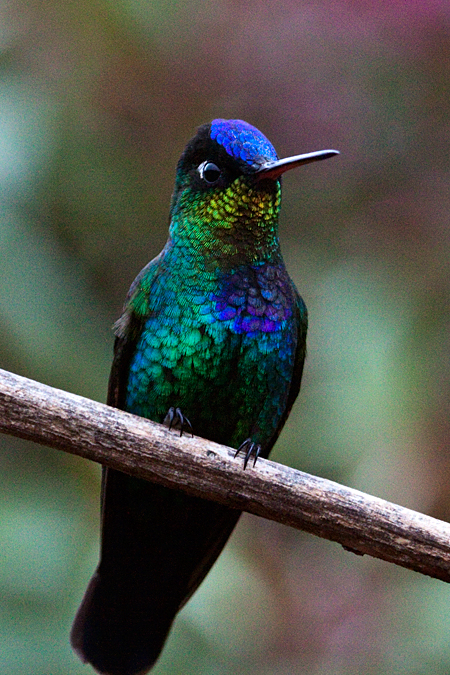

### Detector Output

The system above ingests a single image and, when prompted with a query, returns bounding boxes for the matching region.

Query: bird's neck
[168,184,282,270]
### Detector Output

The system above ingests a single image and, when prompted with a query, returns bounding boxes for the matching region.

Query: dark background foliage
[1,1,450,673]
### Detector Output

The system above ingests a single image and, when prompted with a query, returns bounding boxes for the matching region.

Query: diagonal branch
[0,367,449,582]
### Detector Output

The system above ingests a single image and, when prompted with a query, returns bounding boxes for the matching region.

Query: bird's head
[169,119,338,264]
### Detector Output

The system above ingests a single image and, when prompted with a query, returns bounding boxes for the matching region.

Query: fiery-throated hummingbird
[71,119,338,674]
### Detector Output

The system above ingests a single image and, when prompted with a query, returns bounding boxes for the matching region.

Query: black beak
[255,149,339,181]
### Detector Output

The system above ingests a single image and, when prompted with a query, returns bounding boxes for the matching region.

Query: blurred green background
[1,1,450,673]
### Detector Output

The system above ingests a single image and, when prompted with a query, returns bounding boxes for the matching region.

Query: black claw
[165,406,175,429]
[176,407,193,437]
[235,439,262,469]
[164,407,193,437]
[253,444,261,466]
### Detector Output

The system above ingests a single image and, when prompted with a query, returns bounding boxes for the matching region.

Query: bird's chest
[125,262,298,424]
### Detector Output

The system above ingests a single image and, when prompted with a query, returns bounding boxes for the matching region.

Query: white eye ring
[198,161,221,184]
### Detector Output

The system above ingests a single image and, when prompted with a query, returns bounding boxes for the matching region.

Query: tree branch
[0,367,449,582]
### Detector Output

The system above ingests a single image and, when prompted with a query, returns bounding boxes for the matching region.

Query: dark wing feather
[262,285,308,456]
[282,287,308,427]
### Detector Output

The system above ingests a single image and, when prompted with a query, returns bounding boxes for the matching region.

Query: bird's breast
[207,261,295,335]
[125,261,298,441]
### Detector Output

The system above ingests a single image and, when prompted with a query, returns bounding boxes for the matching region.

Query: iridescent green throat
[169,175,282,267]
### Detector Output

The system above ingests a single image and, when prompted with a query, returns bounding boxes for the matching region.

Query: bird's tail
[71,565,175,675]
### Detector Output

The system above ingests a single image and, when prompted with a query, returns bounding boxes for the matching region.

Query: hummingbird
[70,119,338,675]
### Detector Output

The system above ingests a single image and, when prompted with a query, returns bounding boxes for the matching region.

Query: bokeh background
[1,1,450,673]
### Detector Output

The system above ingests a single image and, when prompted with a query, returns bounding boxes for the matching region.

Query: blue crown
[210,119,278,168]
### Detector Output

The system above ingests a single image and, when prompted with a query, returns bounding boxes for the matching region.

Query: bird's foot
[235,439,261,470]
[163,407,193,437]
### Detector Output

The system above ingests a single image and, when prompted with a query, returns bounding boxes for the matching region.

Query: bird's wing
[284,286,308,421]
[262,284,308,456]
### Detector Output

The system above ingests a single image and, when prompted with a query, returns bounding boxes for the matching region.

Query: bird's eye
[198,161,221,185]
